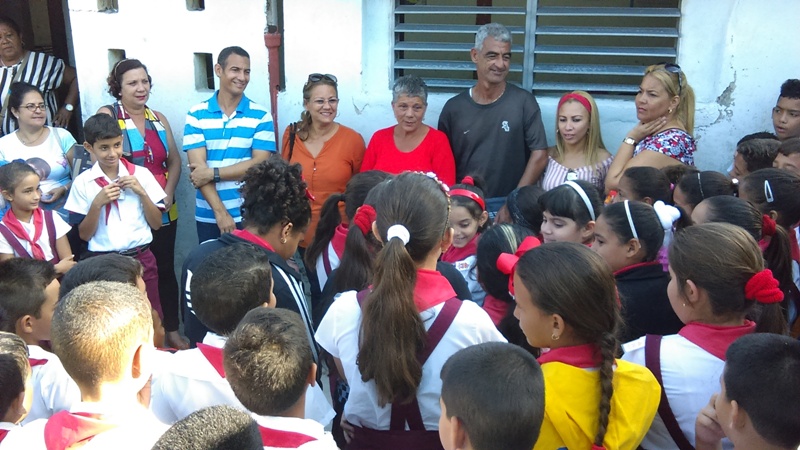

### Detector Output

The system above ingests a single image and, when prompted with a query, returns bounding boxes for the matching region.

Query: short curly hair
[239,155,311,235]
[106,59,152,100]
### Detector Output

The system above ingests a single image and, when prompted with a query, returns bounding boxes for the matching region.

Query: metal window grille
[394,0,681,95]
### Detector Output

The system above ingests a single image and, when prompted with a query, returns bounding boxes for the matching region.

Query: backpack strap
[43,210,59,264]
[0,222,32,258]
[644,335,696,450]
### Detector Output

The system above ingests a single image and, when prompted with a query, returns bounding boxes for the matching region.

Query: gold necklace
[18,127,46,146]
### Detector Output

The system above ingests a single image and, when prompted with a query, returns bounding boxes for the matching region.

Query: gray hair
[474,23,512,51]
[392,75,428,104]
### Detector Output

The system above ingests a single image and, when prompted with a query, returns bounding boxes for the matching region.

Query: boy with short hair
[438,342,545,450]
[0,331,32,443]
[695,333,800,450]
[729,134,781,179]
[775,137,800,177]
[224,307,337,449]
[150,243,277,423]
[773,79,800,141]
[0,281,167,449]
[152,405,263,450]
[64,113,166,320]
[0,259,79,424]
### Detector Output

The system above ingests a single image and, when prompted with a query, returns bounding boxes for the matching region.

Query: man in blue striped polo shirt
[183,46,275,243]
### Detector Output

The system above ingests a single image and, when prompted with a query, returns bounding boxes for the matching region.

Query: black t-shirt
[438,84,548,198]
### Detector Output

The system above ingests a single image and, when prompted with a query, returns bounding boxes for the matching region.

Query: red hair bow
[744,269,784,304]
[761,214,777,237]
[353,205,377,236]
[461,176,475,186]
[300,175,316,201]
[496,236,541,296]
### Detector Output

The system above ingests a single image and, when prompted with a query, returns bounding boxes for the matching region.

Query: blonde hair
[554,91,607,168]
[644,64,695,134]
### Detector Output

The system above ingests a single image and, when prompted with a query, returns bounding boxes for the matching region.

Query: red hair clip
[353,205,376,236]
[745,269,783,304]
[496,236,541,296]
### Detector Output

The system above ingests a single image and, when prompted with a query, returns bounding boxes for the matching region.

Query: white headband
[624,200,638,239]
[564,181,596,221]
[386,224,410,245]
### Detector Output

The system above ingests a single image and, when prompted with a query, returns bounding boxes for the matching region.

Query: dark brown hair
[741,168,800,228]
[358,172,450,406]
[516,242,620,447]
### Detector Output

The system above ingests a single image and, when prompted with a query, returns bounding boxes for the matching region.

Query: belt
[118,243,150,257]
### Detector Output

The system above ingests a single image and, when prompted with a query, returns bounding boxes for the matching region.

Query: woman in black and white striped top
[0,16,78,136]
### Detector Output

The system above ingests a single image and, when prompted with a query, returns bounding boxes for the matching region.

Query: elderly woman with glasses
[0,82,76,211]
[605,63,697,193]
[281,73,365,250]
[361,75,455,186]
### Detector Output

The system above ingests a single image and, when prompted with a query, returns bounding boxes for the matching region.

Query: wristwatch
[64,103,74,112]
[213,168,221,183]
[623,137,636,145]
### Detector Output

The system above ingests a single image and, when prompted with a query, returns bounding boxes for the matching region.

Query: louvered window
[394,0,681,95]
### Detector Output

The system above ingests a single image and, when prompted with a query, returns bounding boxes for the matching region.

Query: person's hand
[695,394,726,450]
[188,163,214,188]
[53,254,76,275]
[53,107,73,128]
[214,210,236,235]
[495,204,511,224]
[41,186,67,203]
[118,175,147,197]
[164,330,189,350]
[92,184,121,208]
[163,192,174,211]
[627,116,668,143]
[341,417,355,444]
[137,375,153,409]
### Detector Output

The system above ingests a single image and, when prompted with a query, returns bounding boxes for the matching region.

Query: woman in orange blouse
[281,73,365,248]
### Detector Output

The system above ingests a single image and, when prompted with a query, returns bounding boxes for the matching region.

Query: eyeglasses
[653,62,683,96]
[305,73,337,88]
[23,103,46,112]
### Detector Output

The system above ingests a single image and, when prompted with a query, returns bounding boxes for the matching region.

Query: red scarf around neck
[44,411,118,450]
[93,159,136,225]
[2,208,45,259]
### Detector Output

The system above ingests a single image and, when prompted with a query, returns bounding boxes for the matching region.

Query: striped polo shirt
[183,92,276,223]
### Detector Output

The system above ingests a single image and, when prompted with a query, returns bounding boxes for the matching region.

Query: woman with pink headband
[540,91,612,193]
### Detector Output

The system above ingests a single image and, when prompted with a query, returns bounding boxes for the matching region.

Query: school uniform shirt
[313,224,347,292]
[0,401,168,450]
[535,344,660,450]
[23,345,80,425]
[0,422,16,444]
[254,414,338,450]
[0,209,70,261]
[64,161,166,252]
[440,234,485,306]
[149,332,335,426]
[315,270,505,431]
[622,321,755,450]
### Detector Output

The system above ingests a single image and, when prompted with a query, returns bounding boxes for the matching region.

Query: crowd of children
[0,81,799,450]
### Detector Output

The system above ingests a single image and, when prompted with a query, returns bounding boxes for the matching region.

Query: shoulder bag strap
[644,334,696,450]
[43,210,59,264]
[0,222,32,258]
[287,122,297,162]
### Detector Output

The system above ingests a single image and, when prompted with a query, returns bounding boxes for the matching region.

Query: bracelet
[213,167,220,183]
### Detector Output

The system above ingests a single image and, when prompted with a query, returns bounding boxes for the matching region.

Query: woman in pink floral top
[606,63,696,192]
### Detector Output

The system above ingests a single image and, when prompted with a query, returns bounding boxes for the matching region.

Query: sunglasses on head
[305,73,337,86]
[653,62,683,96]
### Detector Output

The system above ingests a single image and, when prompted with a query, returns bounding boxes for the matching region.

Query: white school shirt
[0,422,18,445]
[64,161,165,252]
[0,210,70,260]
[622,335,733,450]
[149,332,334,426]
[315,292,505,430]
[0,401,168,450]
[254,414,338,450]
[23,345,80,425]
[314,242,340,290]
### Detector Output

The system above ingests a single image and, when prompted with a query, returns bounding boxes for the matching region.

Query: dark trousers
[151,220,180,332]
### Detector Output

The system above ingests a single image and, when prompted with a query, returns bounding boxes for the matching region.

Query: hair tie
[461,176,475,186]
[506,188,533,229]
[386,224,410,246]
[761,214,777,237]
[496,236,541,296]
[669,183,675,191]
[557,92,592,115]
[624,200,639,239]
[450,189,486,211]
[652,201,681,230]
[353,205,376,236]
[564,181,595,221]
[300,175,316,201]
[745,269,784,304]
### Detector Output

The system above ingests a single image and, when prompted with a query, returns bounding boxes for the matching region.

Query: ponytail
[333,220,378,294]
[304,193,345,269]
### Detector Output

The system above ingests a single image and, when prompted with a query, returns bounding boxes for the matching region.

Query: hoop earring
[551,333,560,341]
[668,108,674,114]
[280,237,287,244]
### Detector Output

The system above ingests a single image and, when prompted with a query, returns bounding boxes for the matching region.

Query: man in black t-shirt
[439,23,548,217]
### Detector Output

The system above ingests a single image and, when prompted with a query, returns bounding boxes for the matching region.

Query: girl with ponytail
[511,242,660,449]
[315,172,502,449]
[623,223,787,450]
[593,201,684,342]
[442,175,489,305]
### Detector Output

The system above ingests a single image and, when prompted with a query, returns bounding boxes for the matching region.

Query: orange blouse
[282,124,365,247]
